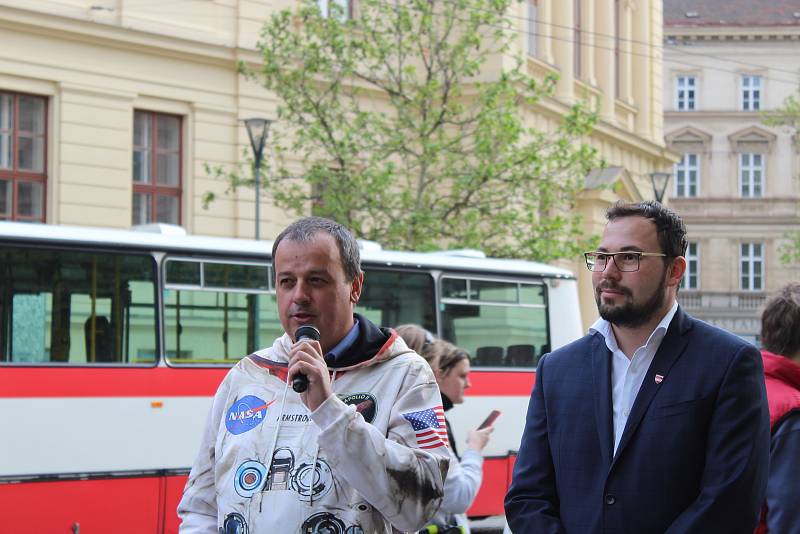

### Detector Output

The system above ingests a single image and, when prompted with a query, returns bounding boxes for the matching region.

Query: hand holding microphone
[291,325,321,393]
[289,324,332,411]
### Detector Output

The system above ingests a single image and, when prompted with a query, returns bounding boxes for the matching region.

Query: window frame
[675,76,696,111]
[438,274,550,369]
[0,243,159,367]
[741,75,762,111]
[674,153,699,198]
[0,91,48,222]
[318,0,352,20]
[740,242,764,291]
[739,152,764,198]
[681,242,699,290]
[162,256,275,366]
[355,266,438,335]
[163,257,273,294]
[132,110,183,226]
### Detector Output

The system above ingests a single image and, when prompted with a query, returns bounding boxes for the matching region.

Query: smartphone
[478,409,501,430]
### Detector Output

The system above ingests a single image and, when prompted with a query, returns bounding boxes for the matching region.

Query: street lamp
[649,171,672,204]
[243,117,272,351]
[244,117,273,240]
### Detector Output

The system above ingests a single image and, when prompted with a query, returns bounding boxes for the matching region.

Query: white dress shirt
[589,301,679,455]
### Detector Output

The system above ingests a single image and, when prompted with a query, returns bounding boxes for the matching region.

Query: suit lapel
[611,307,693,466]
[591,333,614,467]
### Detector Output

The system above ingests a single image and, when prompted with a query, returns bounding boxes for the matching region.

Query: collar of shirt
[325,318,360,363]
[589,300,679,355]
[589,301,678,454]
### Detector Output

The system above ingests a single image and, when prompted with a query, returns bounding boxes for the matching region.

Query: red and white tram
[0,221,582,533]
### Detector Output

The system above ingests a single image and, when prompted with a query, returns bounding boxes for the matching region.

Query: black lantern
[649,171,672,204]
[243,118,272,351]
[243,118,273,240]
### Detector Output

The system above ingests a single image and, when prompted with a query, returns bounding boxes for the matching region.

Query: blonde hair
[433,339,470,376]
[395,324,434,355]
[395,325,470,377]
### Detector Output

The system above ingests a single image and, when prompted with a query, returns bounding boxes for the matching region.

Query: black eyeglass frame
[583,251,668,272]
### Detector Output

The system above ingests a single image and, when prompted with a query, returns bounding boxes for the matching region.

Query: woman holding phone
[396,325,495,533]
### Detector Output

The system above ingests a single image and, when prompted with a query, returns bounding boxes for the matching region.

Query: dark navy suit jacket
[504,306,769,533]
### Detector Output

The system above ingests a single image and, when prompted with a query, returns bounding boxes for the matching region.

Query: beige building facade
[663,0,800,343]
[0,0,674,330]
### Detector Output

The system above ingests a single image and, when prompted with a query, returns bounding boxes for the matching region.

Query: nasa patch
[234,460,268,498]
[340,393,377,424]
[225,395,273,435]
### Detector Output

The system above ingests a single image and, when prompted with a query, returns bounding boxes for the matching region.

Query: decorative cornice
[664,126,713,153]
[665,125,713,145]
[0,4,241,68]
[728,125,778,153]
[59,82,136,101]
[665,110,781,120]
[665,25,800,41]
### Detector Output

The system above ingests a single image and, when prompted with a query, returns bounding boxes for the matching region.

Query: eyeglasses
[584,251,668,272]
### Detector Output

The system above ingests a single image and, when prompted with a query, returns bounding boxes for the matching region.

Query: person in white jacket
[178,218,449,533]
[396,326,494,533]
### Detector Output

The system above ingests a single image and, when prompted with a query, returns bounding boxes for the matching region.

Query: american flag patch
[402,406,449,449]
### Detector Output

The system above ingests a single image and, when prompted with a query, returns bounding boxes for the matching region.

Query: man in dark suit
[504,201,769,533]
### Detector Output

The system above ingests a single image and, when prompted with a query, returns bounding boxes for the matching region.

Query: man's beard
[595,275,667,328]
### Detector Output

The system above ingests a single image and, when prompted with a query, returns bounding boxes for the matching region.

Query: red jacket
[756,350,800,534]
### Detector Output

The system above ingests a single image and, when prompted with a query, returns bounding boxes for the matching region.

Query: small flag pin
[654,374,664,384]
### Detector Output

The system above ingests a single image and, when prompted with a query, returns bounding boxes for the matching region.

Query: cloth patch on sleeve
[402,406,449,449]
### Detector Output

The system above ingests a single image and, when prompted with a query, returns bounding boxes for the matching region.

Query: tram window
[164,258,281,364]
[204,263,269,291]
[0,247,157,364]
[166,260,200,285]
[356,269,436,333]
[164,290,283,364]
[520,284,546,305]
[442,278,468,300]
[440,277,549,369]
[471,280,517,303]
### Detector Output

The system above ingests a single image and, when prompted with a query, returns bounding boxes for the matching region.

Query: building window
[741,75,761,111]
[132,110,182,226]
[574,0,582,78]
[740,243,763,291]
[0,91,47,222]
[676,76,696,111]
[527,0,538,57]
[682,242,699,290]
[674,153,699,198]
[318,0,350,19]
[739,153,763,198]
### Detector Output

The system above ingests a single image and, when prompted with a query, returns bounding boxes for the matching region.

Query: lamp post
[243,117,272,351]
[244,117,273,240]
[649,171,672,204]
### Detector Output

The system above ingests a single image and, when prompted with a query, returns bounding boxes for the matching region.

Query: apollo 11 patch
[340,392,377,424]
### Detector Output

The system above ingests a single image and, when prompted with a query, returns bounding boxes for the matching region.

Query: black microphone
[292,325,321,393]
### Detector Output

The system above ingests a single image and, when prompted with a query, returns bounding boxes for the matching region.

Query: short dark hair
[272,217,362,281]
[606,200,688,258]
[761,283,800,357]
